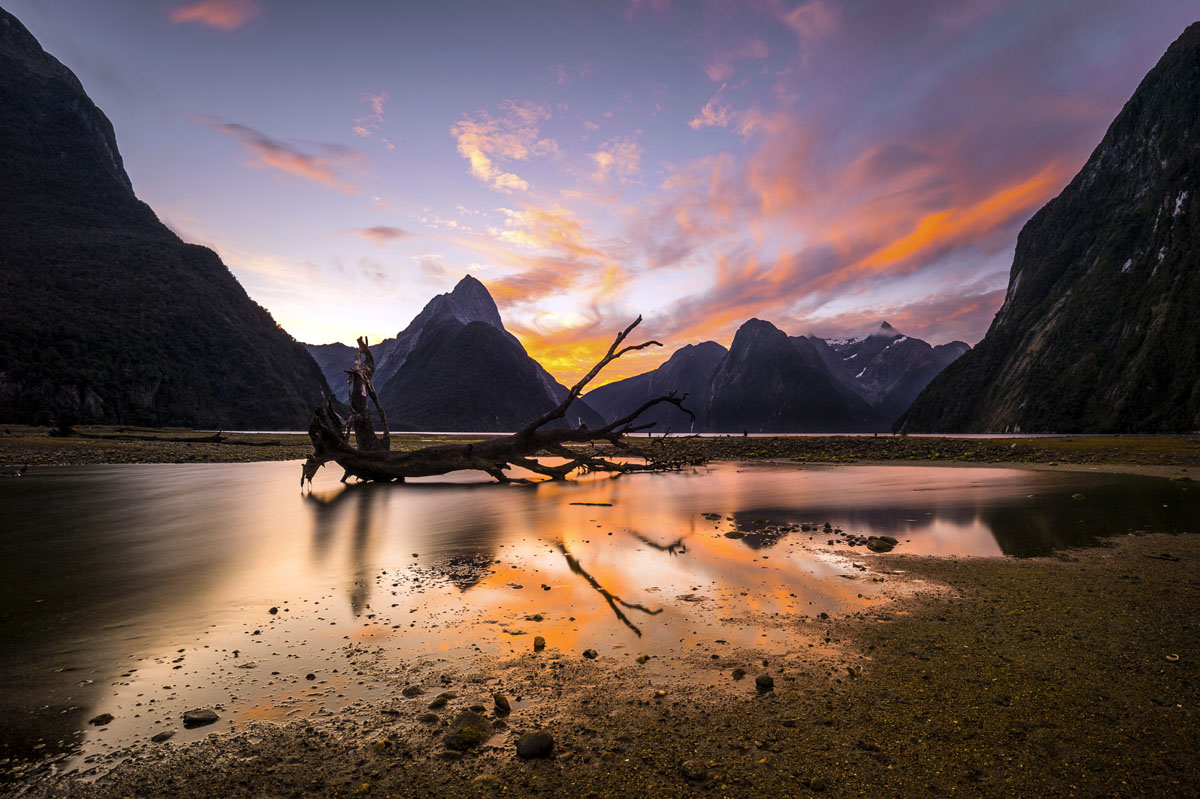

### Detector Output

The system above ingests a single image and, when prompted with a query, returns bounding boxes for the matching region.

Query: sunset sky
[10,0,1198,382]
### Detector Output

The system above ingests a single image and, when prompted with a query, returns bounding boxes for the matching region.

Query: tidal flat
[1,449,1197,797]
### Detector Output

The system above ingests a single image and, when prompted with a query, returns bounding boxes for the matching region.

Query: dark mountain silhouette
[308,277,603,432]
[584,341,727,433]
[0,8,331,428]
[705,319,883,433]
[586,320,965,432]
[901,23,1200,432]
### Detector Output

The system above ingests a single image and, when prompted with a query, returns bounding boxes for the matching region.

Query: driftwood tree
[302,317,697,486]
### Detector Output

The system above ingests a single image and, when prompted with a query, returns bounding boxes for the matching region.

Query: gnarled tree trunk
[302,317,699,486]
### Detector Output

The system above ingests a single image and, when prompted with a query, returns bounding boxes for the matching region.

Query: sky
[8,0,1199,383]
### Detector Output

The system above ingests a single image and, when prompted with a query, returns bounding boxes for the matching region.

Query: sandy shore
[17,531,1198,799]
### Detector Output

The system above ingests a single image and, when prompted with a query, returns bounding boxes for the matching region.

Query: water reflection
[0,460,1195,778]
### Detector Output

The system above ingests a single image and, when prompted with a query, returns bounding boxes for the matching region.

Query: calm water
[0,460,1195,777]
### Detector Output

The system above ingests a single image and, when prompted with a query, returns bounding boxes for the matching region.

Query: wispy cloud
[168,0,261,30]
[704,38,770,82]
[351,91,395,150]
[450,100,557,193]
[589,134,643,182]
[352,226,410,243]
[196,117,367,194]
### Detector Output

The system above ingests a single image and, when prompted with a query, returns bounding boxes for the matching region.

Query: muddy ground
[16,532,1198,799]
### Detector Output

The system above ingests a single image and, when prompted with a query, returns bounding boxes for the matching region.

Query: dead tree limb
[301,316,701,486]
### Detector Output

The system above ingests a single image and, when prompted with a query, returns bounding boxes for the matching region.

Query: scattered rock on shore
[444,711,493,751]
[182,708,219,728]
[515,730,554,759]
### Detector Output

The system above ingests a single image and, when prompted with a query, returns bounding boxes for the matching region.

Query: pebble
[732,667,746,680]
[679,759,707,781]
[493,693,511,715]
[150,729,175,743]
[533,636,546,651]
[516,730,554,759]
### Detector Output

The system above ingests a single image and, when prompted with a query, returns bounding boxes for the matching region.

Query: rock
[808,777,829,791]
[654,689,667,698]
[150,729,175,743]
[724,531,745,539]
[371,738,393,753]
[88,713,114,726]
[402,685,425,697]
[679,759,707,781]
[268,606,279,614]
[428,696,448,710]
[305,673,316,680]
[493,694,511,715]
[182,708,219,728]
[582,649,598,659]
[473,774,504,790]
[516,730,555,759]
[847,665,863,678]
[636,654,651,664]
[866,537,894,553]
[732,667,746,680]
[878,535,898,545]
[444,711,493,751]
[533,636,546,651]
[418,713,439,724]
[755,674,774,692]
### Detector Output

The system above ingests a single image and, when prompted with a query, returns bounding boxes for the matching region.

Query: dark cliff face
[705,319,883,433]
[584,341,727,433]
[0,9,332,428]
[901,23,1200,433]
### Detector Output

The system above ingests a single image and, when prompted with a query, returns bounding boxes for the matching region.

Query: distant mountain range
[586,318,967,433]
[0,9,331,428]
[900,22,1200,433]
[305,277,603,432]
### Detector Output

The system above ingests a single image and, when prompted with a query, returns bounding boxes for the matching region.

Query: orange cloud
[169,0,260,30]
[197,117,366,194]
[836,162,1068,283]
[450,100,556,193]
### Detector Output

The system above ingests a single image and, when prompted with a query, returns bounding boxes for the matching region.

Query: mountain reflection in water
[0,460,1194,776]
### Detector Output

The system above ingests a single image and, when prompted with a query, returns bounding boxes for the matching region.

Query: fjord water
[0,461,1194,775]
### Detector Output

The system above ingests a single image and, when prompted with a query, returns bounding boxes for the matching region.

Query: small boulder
[732,667,746,681]
[582,649,598,659]
[493,694,511,715]
[88,713,114,726]
[444,711,493,751]
[182,708,219,728]
[150,729,175,743]
[755,674,774,692]
[516,730,554,759]
[533,636,546,651]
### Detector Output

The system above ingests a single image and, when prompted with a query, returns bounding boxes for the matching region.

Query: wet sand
[18,532,1199,799]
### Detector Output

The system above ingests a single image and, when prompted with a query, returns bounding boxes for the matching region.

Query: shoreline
[16,531,1199,798]
[2,425,1197,479]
